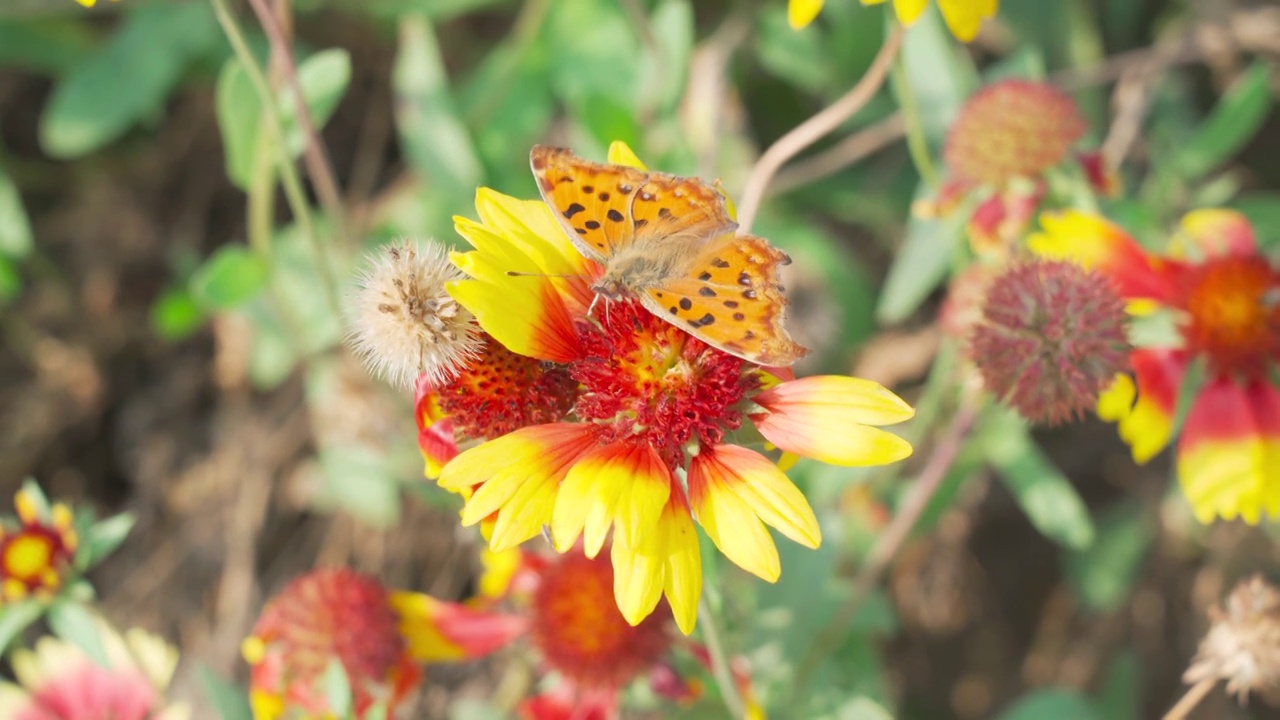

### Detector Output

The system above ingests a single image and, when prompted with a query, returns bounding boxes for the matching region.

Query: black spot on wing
[607,209,625,222]
[564,203,586,218]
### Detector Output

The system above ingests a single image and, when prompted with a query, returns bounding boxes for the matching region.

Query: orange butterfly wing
[639,233,808,367]
[530,145,735,261]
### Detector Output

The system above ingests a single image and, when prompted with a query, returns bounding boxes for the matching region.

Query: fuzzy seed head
[349,241,481,389]
[945,79,1086,186]
[1185,575,1280,703]
[969,259,1130,425]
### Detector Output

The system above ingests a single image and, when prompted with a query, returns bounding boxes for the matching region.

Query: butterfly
[529,145,808,367]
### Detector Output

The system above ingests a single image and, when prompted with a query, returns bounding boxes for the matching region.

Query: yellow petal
[788,0,825,29]
[892,0,930,24]
[607,141,648,170]
[937,0,992,41]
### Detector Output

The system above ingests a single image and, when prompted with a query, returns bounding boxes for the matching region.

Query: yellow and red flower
[436,144,914,634]
[244,566,527,719]
[0,616,188,720]
[919,79,1112,256]
[1030,209,1280,523]
[397,548,760,720]
[0,488,78,603]
[789,0,998,42]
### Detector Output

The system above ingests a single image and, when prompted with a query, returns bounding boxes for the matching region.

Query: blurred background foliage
[0,0,1278,717]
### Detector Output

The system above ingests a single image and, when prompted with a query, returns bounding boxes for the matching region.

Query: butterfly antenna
[506,270,587,280]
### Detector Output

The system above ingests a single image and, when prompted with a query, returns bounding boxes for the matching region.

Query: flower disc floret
[945,79,1086,187]
[530,552,672,690]
[438,335,578,441]
[572,302,754,468]
[1182,256,1280,378]
[0,492,77,602]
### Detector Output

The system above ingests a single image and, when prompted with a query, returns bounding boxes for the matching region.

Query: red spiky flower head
[969,259,1131,425]
[945,79,1087,187]
[242,568,422,719]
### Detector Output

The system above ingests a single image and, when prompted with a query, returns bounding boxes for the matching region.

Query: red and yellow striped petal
[1029,211,1184,308]
[688,445,820,583]
[415,375,458,479]
[450,188,597,363]
[1171,209,1257,260]
[389,591,528,663]
[552,442,671,558]
[751,376,914,466]
[1177,378,1280,524]
[440,424,599,552]
[611,493,702,635]
[1096,349,1184,464]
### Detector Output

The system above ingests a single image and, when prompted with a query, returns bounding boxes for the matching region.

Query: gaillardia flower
[396,548,760,720]
[789,0,998,42]
[0,488,78,602]
[920,79,1107,255]
[1030,209,1280,523]
[0,618,188,720]
[439,144,915,634]
[969,259,1130,425]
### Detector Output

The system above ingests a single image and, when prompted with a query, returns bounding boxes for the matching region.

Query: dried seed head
[1185,574,1280,703]
[945,79,1086,186]
[968,259,1130,425]
[348,241,481,389]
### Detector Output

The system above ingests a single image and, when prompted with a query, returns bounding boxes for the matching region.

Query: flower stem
[735,24,904,234]
[1163,678,1217,720]
[699,596,745,719]
[790,398,980,702]
[208,0,342,319]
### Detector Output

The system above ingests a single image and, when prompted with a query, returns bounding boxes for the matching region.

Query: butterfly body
[530,145,808,367]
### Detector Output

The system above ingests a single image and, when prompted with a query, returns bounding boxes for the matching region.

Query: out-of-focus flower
[0,618,188,720]
[919,80,1108,255]
[438,144,915,633]
[348,240,482,390]
[789,0,998,41]
[74,0,120,6]
[243,569,423,719]
[397,548,760,720]
[1031,209,1280,523]
[0,488,78,603]
[968,259,1131,425]
[1184,574,1280,703]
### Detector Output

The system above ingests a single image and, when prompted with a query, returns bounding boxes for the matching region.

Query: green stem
[699,596,745,719]
[209,0,343,319]
[891,54,940,188]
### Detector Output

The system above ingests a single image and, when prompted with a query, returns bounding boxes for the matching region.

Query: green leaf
[755,5,834,95]
[190,246,269,310]
[0,599,45,654]
[199,665,254,720]
[1064,502,1151,612]
[835,697,894,720]
[997,688,1102,720]
[280,49,352,158]
[394,15,484,203]
[1176,62,1273,179]
[637,0,694,114]
[545,0,638,108]
[76,513,135,571]
[0,255,19,305]
[150,287,206,341]
[875,187,970,324]
[316,445,402,527]
[39,3,220,158]
[323,658,354,718]
[214,58,261,189]
[897,2,978,146]
[0,19,96,75]
[0,165,33,258]
[981,409,1095,550]
[47,600,110,667]
[215,49,352,190]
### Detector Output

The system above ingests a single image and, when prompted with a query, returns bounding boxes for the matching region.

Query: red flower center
[530,553,672,689]
[1182,256,1280,378]
[437,336,578,440]
[570,302,755,469]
